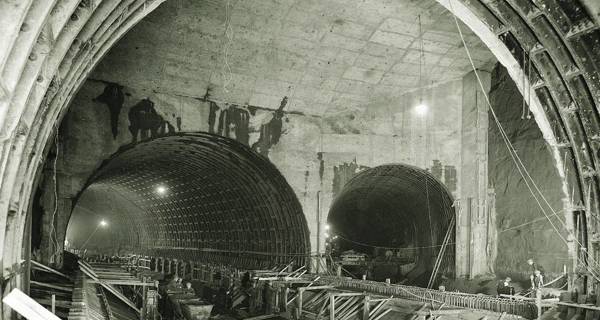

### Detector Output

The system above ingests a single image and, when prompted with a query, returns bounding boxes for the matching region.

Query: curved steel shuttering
[79,132,310,268]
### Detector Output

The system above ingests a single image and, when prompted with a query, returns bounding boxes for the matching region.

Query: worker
[184,282,195,295]
[167,275,183,292]
[496,277,514,297]
[532,270,544,289]
[527,258,545,288]
[241,271,251,290]
[385,249,393,261]
[527,258,545,274]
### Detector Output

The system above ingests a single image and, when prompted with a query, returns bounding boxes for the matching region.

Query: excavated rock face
[68,133,310,268]
[328,164,454,284]
[489,65,567,279]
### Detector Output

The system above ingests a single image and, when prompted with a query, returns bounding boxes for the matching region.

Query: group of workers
[496,258,545,297]
[163,275,197,319]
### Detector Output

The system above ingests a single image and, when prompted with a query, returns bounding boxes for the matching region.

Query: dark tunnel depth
[327,164,455,286]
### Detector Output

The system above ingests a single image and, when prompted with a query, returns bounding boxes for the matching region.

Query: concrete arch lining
[435,0,600,274]
[70,132,310,268]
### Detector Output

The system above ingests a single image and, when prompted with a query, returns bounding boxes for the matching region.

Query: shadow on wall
[94,83,176,143]
[93,81,290,158]
[207,95,289,157]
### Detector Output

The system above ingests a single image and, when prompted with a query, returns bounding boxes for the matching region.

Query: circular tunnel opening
[65,132,310,269]
[328,164,454,286]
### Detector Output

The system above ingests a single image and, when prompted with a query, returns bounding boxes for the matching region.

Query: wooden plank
[89,280,154,286]
[370,308,392,320]
[243,314,279,320]
[37,298,72,309]
[302,285,335,291]
[31,260,71,280]
[2,288,61,320]
[30,281,72,292]
[368,296,392,318]
[78,261,140,315]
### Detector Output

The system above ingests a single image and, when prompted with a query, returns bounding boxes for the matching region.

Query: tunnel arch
[0,1,599,313]
[66,132,311,268]
[328,164,454,285]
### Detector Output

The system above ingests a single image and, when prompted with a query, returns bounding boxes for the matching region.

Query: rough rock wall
[488,65,568,279]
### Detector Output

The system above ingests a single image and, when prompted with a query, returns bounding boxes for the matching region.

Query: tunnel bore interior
[328,164,455,285]
[66,133,310,269]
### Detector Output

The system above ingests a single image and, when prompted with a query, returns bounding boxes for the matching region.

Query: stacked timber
[68,273,106,320]
[30,260,74,318]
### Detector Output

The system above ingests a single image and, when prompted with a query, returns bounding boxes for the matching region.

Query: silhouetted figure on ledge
[496,277,515,297]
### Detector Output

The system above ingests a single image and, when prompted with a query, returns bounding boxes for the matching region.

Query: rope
[334,233,455,250]
[499,210,563,233]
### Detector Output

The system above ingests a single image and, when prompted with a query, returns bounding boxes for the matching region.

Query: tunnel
[66,132,310,269]
[328,164,455,285]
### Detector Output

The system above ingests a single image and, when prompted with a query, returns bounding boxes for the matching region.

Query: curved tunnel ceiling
[328,164,454,281]
[70,133,310,268]
[0,0,599,307]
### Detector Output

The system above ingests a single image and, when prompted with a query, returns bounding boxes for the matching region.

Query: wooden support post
[190,262,195,280]
[161,258,166,274]
[536,289,542,320]
[297,288,304,320]
[141,277,148,320]
[362,295,370,320]
[283,287,289,313]
[273,286,279,313]
[330,295,336,320]
[51,294,55,314]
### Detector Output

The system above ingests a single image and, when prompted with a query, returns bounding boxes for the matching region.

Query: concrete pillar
[457,69,495,278]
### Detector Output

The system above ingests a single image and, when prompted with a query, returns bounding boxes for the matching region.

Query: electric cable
[49,123,61,262]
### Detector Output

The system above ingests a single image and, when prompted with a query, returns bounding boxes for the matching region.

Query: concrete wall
[32,0,565,279]
[31,0,478,265]
[54,75,465,263]
[488,65,568,279]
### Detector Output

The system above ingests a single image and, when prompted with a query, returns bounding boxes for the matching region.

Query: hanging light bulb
[156,185,167,195]
[414,14,428,117]
[414,101,428,116]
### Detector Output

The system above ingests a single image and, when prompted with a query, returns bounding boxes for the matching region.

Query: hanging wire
[334,232,455,250]
[221,0,236,94]
[425,176,435,246]
[49,123,61,262]
[521,49,527,120]
[527,47,532,119]
[418,14,424,105]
